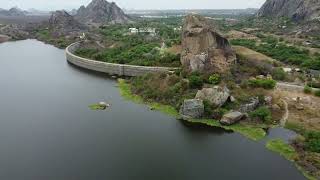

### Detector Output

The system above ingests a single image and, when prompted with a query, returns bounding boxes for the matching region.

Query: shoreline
[118,78,316,180]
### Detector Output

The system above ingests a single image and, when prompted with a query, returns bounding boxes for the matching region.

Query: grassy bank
[266,139,317,180]
[118,79,179,117]
[118,79,266,141]
[266,139,298,161]
[184,119,266,141]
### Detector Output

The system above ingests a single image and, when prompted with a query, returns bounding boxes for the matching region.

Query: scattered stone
[220,111,245,125]
[239,97,260,113]
[264,96,273,106]
[179,99,204,120]
[180,14,236,74]
[230,96,236,103]
[295,104,304,111]
[257,75,265,79]
[195,86,230,108]
[149,106,155,111]
[272,104,281,111]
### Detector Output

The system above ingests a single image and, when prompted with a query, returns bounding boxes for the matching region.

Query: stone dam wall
[66,42,177,77]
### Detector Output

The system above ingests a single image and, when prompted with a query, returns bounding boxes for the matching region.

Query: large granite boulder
[220,111,244,125]
[180,99,204,119]
[181,14,236,74]
[195,86,230,108]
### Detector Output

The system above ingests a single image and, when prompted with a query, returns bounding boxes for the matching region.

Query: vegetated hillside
[257,0,320,22]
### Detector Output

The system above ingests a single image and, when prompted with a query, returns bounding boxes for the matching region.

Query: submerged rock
[195,86,230,108]
[220,111,244,125]
[179,99,204,120]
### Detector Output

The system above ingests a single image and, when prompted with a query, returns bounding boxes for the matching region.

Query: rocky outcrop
[48,10,86,36]
[195,86,230,108]
[75,0,130,25]
[257,0,320,22]
[181,14,236,74]
[239,97,260,113]
[220,111,244,125]
[0,25,29,40]
[180,99,204,119]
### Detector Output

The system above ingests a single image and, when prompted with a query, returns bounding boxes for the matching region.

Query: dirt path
[280,99,289,127]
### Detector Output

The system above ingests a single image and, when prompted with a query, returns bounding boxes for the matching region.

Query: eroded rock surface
[181,14,236,74]
[195,86,230,108]
[220,111,244,125]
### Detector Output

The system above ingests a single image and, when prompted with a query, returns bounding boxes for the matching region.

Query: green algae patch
[266,139,298,161]
[118,79,179,117]
[184,119,266,141]
[89,104,106,110]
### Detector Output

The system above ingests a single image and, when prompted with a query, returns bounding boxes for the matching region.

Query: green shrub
[304,86,312,94]
[248,79,277,89]
[305,131,320,153]
[315,90,320,97]
[188,72,204,89]
[249,106,272,123]
[208,74,221,85]
[272,68,287,81]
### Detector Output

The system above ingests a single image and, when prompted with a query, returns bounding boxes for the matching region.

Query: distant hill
[48,10,87,34]
[0,7,27,16]
[257,0,320,22]
[74,0,130,25]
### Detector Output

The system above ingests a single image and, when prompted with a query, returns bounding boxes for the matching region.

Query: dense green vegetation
[75,19,183,67]
[34,29,71,48]
[248,78,277,89]
[76,42,180,67]
[249,106,272,123]
[118,79,179,117]
[231,38,320,70]
[305,131,320,153]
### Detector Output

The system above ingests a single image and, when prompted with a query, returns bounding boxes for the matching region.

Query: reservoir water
[0,40,305,180]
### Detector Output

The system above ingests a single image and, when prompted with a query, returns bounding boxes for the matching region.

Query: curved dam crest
[66,41,178,76]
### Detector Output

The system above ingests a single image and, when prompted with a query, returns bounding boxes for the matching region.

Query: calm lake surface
[0,40,305,180]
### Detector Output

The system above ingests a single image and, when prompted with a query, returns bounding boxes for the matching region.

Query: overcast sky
[1,0,266,10]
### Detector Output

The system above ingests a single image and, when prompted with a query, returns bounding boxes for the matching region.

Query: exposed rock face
[180,99,204,120]
[257,0,320,22]
[181,14,236,74]
[220,111,244,125]
[75,0,130,25]
[48,10,86,36]
[195,86,230,108]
